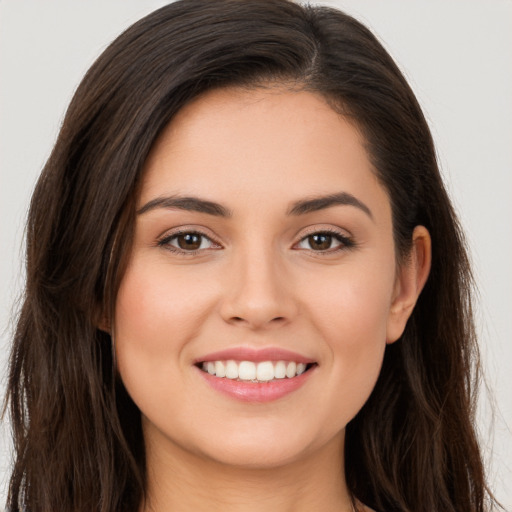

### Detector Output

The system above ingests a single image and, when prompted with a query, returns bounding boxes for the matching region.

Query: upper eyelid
[298,230,348,241]
[164,231,215,243]
[295,224,352,240]
[158,225,221,243]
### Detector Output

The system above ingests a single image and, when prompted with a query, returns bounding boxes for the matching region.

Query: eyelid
[157,226,223,254]
[157,224,220,241]
[294,224,354,242]
[154,224,355,255]
[292,225,355,253]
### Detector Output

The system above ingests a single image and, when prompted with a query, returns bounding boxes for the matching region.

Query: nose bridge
[220,237,295,328]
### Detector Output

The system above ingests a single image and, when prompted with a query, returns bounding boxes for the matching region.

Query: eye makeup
[156,224,356,258]
[157,228,222,255]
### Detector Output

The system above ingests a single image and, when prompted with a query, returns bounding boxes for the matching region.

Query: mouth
[194,347,317,402]
[196,360,317,383]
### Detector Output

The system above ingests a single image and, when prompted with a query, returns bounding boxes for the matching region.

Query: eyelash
[157,229,221,255]
[157,228,355,255]
[294,228,355,254]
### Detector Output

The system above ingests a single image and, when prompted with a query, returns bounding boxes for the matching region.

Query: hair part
[5,1,495,511]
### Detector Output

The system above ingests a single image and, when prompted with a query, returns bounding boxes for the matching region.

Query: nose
[219,247,298,330]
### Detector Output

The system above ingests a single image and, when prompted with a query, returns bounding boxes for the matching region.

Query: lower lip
[196,366,315,403]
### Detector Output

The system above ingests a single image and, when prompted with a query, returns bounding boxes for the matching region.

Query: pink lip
[193,346,317,403]
[194,347,315,364]
[196,365,316,403]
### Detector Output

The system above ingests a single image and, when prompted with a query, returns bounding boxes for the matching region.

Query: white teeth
[200,359,311,381]
[286,361,297,378]
[238,361,256,380]
[256,361,274,381]
[225,360,238,379]
[215,361,226,378]
[274,361,287,379]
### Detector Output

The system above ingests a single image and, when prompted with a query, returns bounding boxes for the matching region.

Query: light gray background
[1,0,511,508]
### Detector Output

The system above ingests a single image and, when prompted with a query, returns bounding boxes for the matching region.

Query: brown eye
[295,231,351,252]
[176,233,202,250]
[307,233,333,250]
[160,231,218,252]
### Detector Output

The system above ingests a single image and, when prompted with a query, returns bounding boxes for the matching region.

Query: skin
[113,87,431,512]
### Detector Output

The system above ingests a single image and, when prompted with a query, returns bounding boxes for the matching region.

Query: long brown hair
[5,1,496,510]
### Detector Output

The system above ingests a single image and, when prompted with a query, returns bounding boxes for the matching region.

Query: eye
[295,231,353,252]
[159,231,220,253]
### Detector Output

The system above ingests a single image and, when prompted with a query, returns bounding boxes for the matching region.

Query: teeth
[239,361,256,380]
[274,361,287,379]
[286,361,296,378]
[215,361,226,378]
[256,361,274,381]
[200,360,311,381]
[225,360,238,379]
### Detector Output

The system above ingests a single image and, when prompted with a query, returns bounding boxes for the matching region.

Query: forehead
[139,87,389,221]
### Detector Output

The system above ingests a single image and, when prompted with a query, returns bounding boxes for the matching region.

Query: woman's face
[114,87,421,469]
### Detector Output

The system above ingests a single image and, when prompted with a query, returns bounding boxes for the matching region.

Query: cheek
[306,258,394,344]
[301,261,394,419]
[115,259,216,347]
[113,259,218,401]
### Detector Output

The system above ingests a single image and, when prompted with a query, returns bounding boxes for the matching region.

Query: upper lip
[194,347,315,365]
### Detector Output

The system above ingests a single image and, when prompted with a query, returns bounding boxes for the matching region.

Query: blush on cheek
[312,280,389,406]
[313,279,391,338]
[117,260,214,336]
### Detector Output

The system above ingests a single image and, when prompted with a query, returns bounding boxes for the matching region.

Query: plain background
[1,0,511,508]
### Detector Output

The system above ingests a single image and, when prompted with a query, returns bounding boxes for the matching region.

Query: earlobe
[94,308,111,334]
[98,320,111,335]
[386,225,432,344]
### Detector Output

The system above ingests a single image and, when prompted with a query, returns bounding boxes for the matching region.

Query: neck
[140,429,355,512]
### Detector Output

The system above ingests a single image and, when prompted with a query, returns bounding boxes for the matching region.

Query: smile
[195,347,317,402]
[199,360,313,382]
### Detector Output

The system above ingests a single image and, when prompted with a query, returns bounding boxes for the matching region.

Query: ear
[386,225,431,344]
[94,305,111,334]
[97,318,111,334]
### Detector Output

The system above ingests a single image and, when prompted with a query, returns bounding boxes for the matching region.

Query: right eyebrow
[137,195,232,217]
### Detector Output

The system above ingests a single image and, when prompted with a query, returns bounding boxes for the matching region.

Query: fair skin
[113,87,431,512]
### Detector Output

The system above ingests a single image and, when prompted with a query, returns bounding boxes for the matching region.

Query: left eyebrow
[287,192,373,220]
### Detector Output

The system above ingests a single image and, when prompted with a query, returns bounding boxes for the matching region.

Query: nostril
[225,309,291,328]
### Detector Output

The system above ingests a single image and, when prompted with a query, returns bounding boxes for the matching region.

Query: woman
[4,1,499,511]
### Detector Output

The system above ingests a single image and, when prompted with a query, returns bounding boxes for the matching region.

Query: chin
[182,419,344,470]
[199,440,314,470]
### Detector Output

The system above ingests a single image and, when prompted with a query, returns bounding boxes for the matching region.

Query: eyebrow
[137,195,232,217]
[287,192,373,220]
[137,191,373,220]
